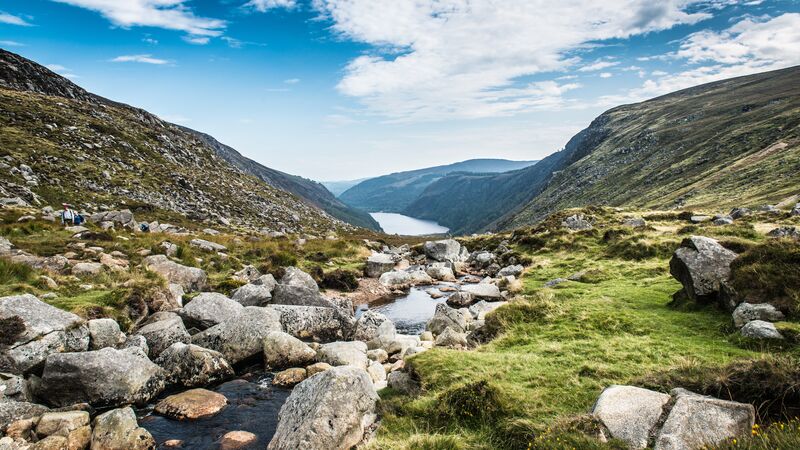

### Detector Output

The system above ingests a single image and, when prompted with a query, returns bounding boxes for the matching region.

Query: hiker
[61,204,77,225]
[139,223,150,233]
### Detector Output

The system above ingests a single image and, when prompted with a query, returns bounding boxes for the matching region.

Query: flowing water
[364,286,450,334]
[369,212,449,236]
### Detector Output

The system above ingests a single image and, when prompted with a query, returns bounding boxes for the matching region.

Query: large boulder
[180,293,243,330]
[446,291,475,308]
[0,294,89,374]
[231,283,273,307]
[426,264,456,282]
[154,388,227,420]
[497,265,524,277]
[378,270,412,288]
[155,342,233,388]
[316,341,369,369]
[424,239,468,263]
[281,267,319,291]
[460,283,502,301]
[143,255,207,292]
[191,306,283,365]
[434,327,468,349]
[35,348,165,407]
[654,389,754,450]
[732,303,785,328]
[268,305,355,342]
[189,238,226,252]
[669,236,737,302]
[427,303,468,335]
[271,284,333,308]
[262,331,317,371]
[592,385,671,449]
[136,316,191,358]
[87,318,124,351]
[365,253,395,278]
[740,320,783,340]
[90,407,155,450]
[352,311,395,343]
[268,366,378,450]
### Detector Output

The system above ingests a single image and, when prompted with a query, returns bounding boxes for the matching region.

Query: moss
[0,315,25,346]
[319,269,360,291]
[729,239,800,316]
[434,380,508,427]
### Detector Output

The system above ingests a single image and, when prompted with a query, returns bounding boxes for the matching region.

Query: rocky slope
[339,158,538,213]
[0,49,362,234]
[405,65,800,235]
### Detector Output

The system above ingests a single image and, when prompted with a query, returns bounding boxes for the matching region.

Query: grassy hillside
[340,159,538,213]
[404,66,800,235]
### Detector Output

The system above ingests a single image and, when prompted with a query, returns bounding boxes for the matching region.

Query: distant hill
[0,48,372,233]
[339,159,538,213]
[322,179,370,197]
[404,65,800,235]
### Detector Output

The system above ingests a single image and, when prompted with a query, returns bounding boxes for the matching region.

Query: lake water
[370,212,449,236]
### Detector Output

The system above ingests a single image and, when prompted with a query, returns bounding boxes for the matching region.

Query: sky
[1,1,799,182]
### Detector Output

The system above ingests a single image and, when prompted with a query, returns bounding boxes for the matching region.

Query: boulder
[712,215,734,226]
[154,388,227,420]
[654,389,754,450]
[592,385,670,449]
[35,410,89,438]
[90,407,155,450]
[365,253,395,278]
[729,207,751,219]
[0,373,30,402]
[460,283,502,301]
[562,214,592,230]
[424,239,468,263]
[740,320,783,339]
[87,318,124,351]
[35,348,166,407]
[732,303,785,328]
[316,341,369,369]
[767,226,799,239]
[0,400,49,433]
[305,362,332,377]
[426,264,456,281]
[191,306,283,365]
[469,300,506,320]
[189,239,226,252]
[446,291,475,308]
[233,265,261,283]
[366,349,388,364]
[0,294,89,374]
[622,217,647,228]
[271,284,333,308]
[180,293,243,330]
[263,331,317,370]
[387,371,419,395]
[281,267,319,291]
[366,361,386,384]
[231,283,273,307]
[471,251,495,269]
[273,368,307,387]
[71,262,103,277]
[352,311,395,343]
[268,305,354,342]
[690,215,712,223]
[136,316,190,358]
[427,303,468,335]
[143,255,207,292]
[378,270,412,288]
[669,236,737,302]
[268,366,378,450]
[155,342,233,388]
[219,431,257,450]
[434,327,468,349]
[497,265,524,277]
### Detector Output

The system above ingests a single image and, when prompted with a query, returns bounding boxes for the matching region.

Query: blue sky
[1,0,799,181]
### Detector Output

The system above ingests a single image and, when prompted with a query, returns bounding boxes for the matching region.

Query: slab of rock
[35,348,166,407]
[424,239,468,263]
[732,303,785,328]
[654,389,755,450]
[365,253,395,278]
[191,306,283,365]
[352,311,395,343]
[231,283,273,307]
[669,236,737,302]
[740,320,783,339]
[189,239,226,252]
[0,400,49,433]
[154,388,227,420]
[87,318,124,350]
[0,294,89,374]
[263,331,316,370]
[155,342,233,388]
[593,385,670,449]
[71,262,103,277]
[90,407,155,450]
[136,316,190,358]
[268,305,354,342]
[461,283,502,301]
[268,366,378,450]
[143,255,207,292]
[305,362,332,377]
[426,264,456,281]
[35,410,89,438]
[219,430,257,450]
[180,293,243,330]
[316,341,369,369]
[378,270,412,288]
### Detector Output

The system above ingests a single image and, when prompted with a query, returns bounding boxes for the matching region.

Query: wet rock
[191,306,283,365]
[592,385,670,449]
[740,320,783,340]
[180,293,243,330]
[732,303,785,328]
[669,236,737,302]
[316,341,369,369]
[155,343,233,388]
[231,283,273,307]
[35,347,166,407]
[0,294,89,374]
[90,407,155,450]
[154,388,227,420]
[273,368,307,387]
[219,431,257,450]
[263,331,316,371]
[268,366,378,450]
[143,255,207,292]
[268,305,354,342]
[365,253,395,278]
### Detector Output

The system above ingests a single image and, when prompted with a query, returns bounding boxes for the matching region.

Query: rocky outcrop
[268,366,378,450]
[191,306,283,365]
[0,294,89,374]
[143,255,207,292]
[669,236,737,302]
[155,342,233,388]
[35,348,166,407]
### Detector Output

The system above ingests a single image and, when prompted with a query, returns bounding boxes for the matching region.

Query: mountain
[0,48,379,232]
[322,179,370,197]
[405,65,800,235]
[339,159,538,213]
[0,48,360,234]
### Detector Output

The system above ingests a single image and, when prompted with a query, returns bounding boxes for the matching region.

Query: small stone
[154,389,227,420]
[305,362,332,377]
[273,368,307,387]
[219,431,257,450]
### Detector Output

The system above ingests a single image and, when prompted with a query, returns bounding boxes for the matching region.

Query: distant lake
[370,213,449,236]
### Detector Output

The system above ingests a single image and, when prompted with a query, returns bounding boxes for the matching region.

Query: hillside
[0,49,375,233]
[339,158,537,213]
[405,66,800,235]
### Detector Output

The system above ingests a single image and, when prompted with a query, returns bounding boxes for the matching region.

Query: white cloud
[284,78,300,84]
[244,0,297,12]
[579,60,619,72]
[50,0,225,37]
[0,11,32,26]
[110,54,169,65]
[599,72,613,78]
[182,36,210,45]
[142,37,158,44]
[312,0,713,121]
[0,40,24,47]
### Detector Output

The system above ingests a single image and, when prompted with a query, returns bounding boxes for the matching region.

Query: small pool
[367,287,450,334]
